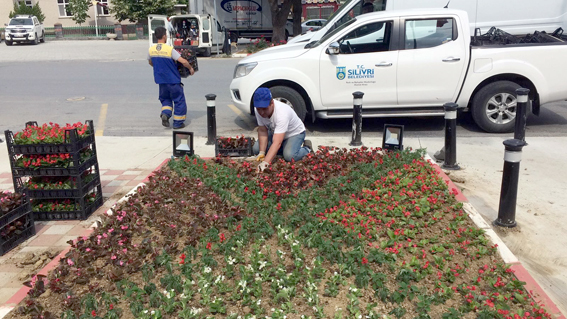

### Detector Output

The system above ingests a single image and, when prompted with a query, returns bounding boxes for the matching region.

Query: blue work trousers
[159,83,187,126]
[253,131,309,162]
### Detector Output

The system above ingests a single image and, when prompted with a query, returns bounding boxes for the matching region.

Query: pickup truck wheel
[270,86,307,122]
[40,31,45,43]
[33,33,38,45]
[5,40,12,46]
[472,80,521,133]
[202,47,211,57]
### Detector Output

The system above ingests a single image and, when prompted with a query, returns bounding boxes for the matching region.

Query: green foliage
[67,0,91,25]
[110,0,177,22]
[9,1,45,23]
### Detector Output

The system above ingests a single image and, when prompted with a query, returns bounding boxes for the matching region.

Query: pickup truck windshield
[323,0,385,35]
[10,18,33,25]
[306,19,357,48]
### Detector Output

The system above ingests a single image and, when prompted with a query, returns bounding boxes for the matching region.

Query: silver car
[301,19,327,33]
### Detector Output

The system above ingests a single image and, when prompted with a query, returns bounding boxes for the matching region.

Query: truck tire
[270,86,307,122]
[5,40,12,46]
[33,33,38,45]
[472,80,522,133]
[40,31,45,43]
[202,47,211,57]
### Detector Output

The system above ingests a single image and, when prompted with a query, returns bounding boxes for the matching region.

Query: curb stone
[424,154,566,319]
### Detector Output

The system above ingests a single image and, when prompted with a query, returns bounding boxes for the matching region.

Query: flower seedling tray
[33,195,102,221]
[0,194,31,229]
[175,45,199,78]
[4,121,95,155]
[15,174,101,199]
[0,216,35,256]
[11,155,98,178]
[215,137,254,157]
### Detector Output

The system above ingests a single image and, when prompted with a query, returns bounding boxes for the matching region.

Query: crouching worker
[252,87,313,172]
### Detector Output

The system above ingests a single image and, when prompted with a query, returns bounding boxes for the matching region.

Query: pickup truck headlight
[233,62,258,79]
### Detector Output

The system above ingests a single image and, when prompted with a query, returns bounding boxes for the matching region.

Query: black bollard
[494,139,527,228]
[442,102,460,170]
[206,94,217,145]
[349,91,364,146]
[514,88,530,142]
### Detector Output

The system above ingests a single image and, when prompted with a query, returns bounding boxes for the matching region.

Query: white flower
[151,310,155,315]
[144,310,149,314]
[227,256,236,265]
[256,299,261,305]
[259,261,267,270]
[204,266,212,273]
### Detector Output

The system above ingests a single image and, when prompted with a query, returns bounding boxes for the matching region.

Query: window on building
[15,0,33,8]
[58,0,72,17]
[97,0,110,16]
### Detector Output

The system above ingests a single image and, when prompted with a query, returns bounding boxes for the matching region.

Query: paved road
[1,40,567,139]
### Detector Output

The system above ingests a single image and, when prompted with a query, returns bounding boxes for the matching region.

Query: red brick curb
[429,158,566,319]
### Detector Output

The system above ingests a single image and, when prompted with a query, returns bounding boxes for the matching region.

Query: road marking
[227,104,256,129]
[96,103,108,136]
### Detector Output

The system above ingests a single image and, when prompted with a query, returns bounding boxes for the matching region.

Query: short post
[514,88,530,142]
[206,94,217,145]
[54,23,63,39]
[442,102,460,170]
[114,24,123,40]
[349,91,364,146]
[494,139,527,228]
[135,24,144,39]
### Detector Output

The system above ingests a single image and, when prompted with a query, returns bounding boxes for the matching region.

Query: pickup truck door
[397,17,468,106]
[199,15,212,47]
[148,15,171,46]
[319,19,399,110]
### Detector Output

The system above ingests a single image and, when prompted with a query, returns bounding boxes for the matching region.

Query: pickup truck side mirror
[326,42,340,55]
[4,23,7,27]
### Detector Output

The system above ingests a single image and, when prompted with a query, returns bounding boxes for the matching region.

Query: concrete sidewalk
[0,134,566,317]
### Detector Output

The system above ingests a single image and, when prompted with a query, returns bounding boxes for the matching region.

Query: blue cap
[253,87,272,108]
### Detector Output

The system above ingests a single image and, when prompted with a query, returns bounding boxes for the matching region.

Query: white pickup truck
[4,15,45,46]
[230,9,567,133]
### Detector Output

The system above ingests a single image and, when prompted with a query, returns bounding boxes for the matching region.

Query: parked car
[4,15,45,46]
[301,19,327,33]
[230,9,567,133]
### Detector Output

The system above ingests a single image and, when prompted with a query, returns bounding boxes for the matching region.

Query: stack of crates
[4,121,103,221]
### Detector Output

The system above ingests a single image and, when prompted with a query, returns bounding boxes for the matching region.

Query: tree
[67,0,91,25]
[291,0,302,37]
[110,0,177,23]
[267,0,293,44]
[9,1,46,23]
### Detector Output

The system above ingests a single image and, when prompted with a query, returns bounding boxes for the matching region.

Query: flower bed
[5,148,552,319]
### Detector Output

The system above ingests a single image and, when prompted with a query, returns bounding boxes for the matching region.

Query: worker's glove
[257,161,270,172]
[256,151,266,162]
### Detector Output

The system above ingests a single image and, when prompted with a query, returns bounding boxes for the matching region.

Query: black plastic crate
[0,216,36,256]
[12,156,98,178]
[0,195,31,228]
[4,120,95,155]
[33,195,102,221]
[215,137,254,157]
[175,45,198,78]
[17,174,101,199]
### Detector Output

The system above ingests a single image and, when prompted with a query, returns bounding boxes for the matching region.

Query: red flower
[206,242,212,250]
[219,233,226,243]
[91,310,96,317]
[361,257,368,264]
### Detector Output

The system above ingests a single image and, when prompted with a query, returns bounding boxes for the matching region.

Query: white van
[148,14,226,57]
[288,0,567,44]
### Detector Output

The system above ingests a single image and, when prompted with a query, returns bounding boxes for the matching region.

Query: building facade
[2,0,120,27]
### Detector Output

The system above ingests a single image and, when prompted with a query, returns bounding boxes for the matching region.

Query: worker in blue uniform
[148,26,194,129]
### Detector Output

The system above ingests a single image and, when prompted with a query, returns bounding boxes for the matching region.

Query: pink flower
[67,259,74,266]
[111,255,117,260]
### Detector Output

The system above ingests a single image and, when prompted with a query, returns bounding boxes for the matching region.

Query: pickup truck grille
[10,29,28,33]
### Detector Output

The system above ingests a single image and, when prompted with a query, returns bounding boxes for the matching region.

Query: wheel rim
[274,97,294,110]
[485,92,516,125]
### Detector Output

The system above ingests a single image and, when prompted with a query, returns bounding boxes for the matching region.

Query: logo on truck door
[221,0,262,13]
[336,67,346,80]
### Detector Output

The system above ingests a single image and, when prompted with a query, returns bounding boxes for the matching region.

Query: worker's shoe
[161,114,170,128]
[173,123,186,130]
[303,139,314,153]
